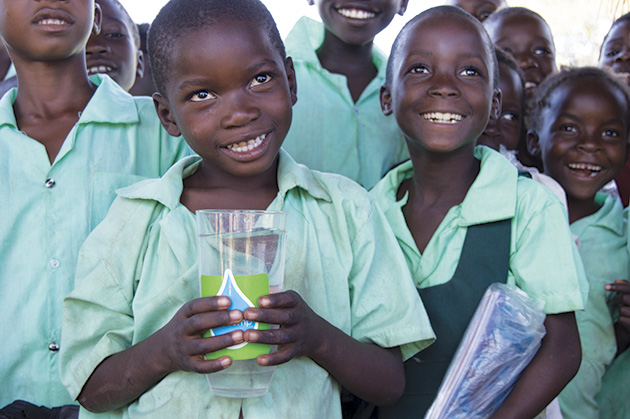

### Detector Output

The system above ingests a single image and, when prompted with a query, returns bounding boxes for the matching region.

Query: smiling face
[599,20,630,80]
[86,0,142,91]
[0,0,99,62]
[381,13,499,154]
[153,21,297,181]
[446,0,507,22]
[312,0,408,46]
[533,78,628,203]
[485,12,556,97]
[478,61,524,150]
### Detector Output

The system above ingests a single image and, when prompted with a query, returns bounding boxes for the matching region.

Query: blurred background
[119,0,630,68]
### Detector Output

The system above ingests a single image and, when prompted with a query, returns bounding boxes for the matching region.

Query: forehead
[488,13,553,42]
[547,78,628,116]
[400,14,490,61]
[97,0,132,25]
[449,0,503,11]
[604,21,630,45]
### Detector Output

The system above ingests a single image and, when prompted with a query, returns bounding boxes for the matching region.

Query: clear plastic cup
[196,209,287,398]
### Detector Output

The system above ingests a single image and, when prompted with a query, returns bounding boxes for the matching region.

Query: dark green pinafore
[378,218,512,418]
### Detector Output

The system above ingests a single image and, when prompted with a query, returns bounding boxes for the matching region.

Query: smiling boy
[371,6,586,417]
[59,1,434,417]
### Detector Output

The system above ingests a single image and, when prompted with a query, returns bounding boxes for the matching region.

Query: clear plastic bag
[425,283,547,419]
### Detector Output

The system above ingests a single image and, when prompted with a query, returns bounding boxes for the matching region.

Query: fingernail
[248,331,259,342]
[229,310,242,321]
[259,297,270,307]
[258,356,269,366]
[233,331,243,342]
[220,357,232,368]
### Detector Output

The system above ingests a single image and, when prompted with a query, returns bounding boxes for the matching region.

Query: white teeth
[525,81,537,89]
[226,133,266,153]
[38,18,66,26]
[87,65,113,75]
[568,162,602,177]
[337,8,375,20]
[421,112,463,124]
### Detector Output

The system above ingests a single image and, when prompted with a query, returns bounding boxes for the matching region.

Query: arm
[243,291,405,406]
[78,297,244,413]
[605,279,630,355]
[490,312,581,419]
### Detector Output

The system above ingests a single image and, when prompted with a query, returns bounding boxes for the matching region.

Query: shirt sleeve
[59,198,155,400]
[509,184,588,314]
[346,195,435,361]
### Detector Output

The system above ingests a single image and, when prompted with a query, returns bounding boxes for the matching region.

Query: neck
[566,195,602,225]
[12,54,95,120]
[405,144,480,207]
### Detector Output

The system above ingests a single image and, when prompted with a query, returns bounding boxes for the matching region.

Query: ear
[526,130,541,157]
[490,88,502,120]
[398,0,409,16]
[92,2,102,36]
[284,56,298,106]
[380,85,393,116]
[153,93,182,137]
[135,50,145,79]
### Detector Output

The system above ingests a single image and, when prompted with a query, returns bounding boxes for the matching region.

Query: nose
[219,91,261,128]
[514,52,538,70]
[616,47,630,62]
[577,131,604,153]
[483,117,500,136]
[85,36,109,56]
[428,72,460,98]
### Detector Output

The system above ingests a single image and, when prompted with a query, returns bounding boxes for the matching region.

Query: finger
[181,296,232,318]
[187,356,233,375]
[243,307,299,326]
[243,327,293,346]
[192,330,245,356]
[257,290,300,309]
[183,310,243,336]
[256,345,299,366]
[618,317,630,331]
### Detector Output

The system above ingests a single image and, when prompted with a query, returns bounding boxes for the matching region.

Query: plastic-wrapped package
[425,283,547,419]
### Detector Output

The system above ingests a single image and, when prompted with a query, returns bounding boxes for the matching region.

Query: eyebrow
[175,58,282,92]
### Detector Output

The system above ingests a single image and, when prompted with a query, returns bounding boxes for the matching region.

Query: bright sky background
[118,0,622,67]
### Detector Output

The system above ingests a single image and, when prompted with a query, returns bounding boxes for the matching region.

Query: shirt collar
[373,146,517,226]
[572,192,626,236]
[285,16,386,78]
[0,74,139,129]
[117,149,332,210]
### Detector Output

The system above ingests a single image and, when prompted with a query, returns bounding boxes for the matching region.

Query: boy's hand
[157,296,245,374]
[242,290,325,366]
[605,279,630,353]
[605,279,630,330]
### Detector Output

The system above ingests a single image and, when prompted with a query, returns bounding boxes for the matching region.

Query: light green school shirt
[281,17,408,190]
[60,151,435,419]
[0,74,191,408]
[369,146,588,314]
[558,193,627,419]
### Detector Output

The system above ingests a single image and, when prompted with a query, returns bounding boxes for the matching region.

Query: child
[526,66,630,419]
[599,13,630,206]
[483,7,557,172]
[0,0,190,413]
[483,7,557,99]
[371,6,587,417]
[280,0,410,190]
[445,0,507,22]
[59,0,435,417]
[477,47,525,152]
[86,0,144,92]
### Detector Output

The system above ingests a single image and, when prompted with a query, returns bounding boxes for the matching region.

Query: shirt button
[49,258,60,269]
[353,107,359,115]
[45,178,56,188]
[48,342,60,352]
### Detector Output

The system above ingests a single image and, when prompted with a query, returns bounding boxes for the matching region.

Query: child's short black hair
[385,6,499,89]
[527,66,630,141]
[148,0,285,97]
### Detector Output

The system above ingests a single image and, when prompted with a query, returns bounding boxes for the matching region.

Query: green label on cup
[200,270,270,360]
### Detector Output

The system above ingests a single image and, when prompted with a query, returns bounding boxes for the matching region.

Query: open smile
[336,8,376,20]
[225,133,268,153]
[87,64,115,76]
[421,112,464,124]
[567,162,602,178]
